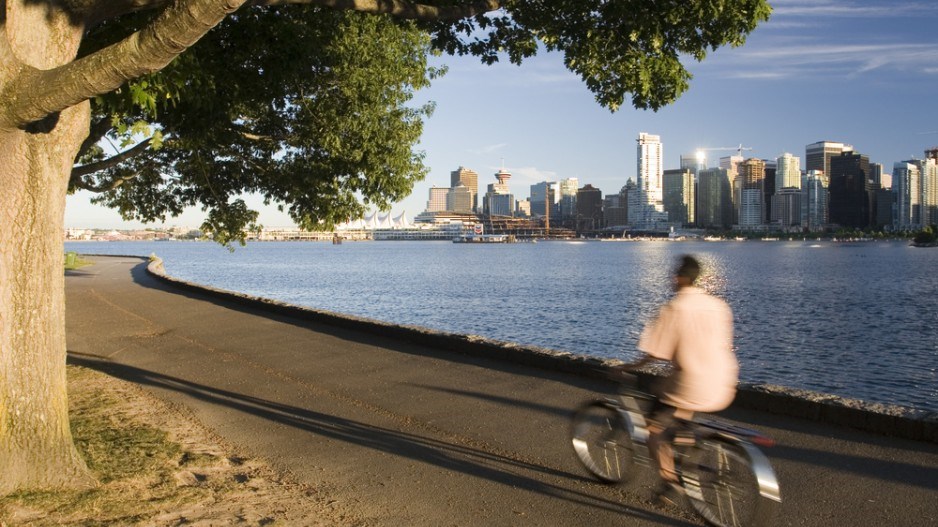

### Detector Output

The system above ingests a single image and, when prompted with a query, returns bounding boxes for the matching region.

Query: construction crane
[696,144,754,158]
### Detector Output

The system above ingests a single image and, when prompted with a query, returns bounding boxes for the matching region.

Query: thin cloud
[770,0,937,17]
[468,143,508,156]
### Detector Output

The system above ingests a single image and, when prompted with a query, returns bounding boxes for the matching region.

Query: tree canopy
[65,0,771,243]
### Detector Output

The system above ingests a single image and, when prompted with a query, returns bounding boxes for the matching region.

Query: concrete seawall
[144,255,937,444]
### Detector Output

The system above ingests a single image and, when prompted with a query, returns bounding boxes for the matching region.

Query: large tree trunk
[0,2,95,494]
[0,104,96,494]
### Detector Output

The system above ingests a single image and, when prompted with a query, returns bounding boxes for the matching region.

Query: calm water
[66,239,938,412]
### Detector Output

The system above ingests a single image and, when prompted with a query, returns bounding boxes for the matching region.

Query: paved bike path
[65,256,938,526]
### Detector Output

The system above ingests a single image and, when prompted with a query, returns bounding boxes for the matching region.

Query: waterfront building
[559,177,579,221]
[771,187,802,228]
[696,167,732,229]
[447,184,474,214]
[516,199,531,217]
[801,170,829,231]
[874,189,896,229]
[451,166,479,212]
[763,159,777,224]
[483,167,516,216]
[893,161,921,228]
[426,186,449,213]
[680,151,707,178]
[829,151,873,229]
[576,184,603,232]
[530,181,559,218]
[719,155,743,224]
[737,158,766,229]
[630,132,668,228]
[776,153,801,191]
[663,168,695,226]
[921,156,938,227]
[806,140,853,178]
[603,192,627,228]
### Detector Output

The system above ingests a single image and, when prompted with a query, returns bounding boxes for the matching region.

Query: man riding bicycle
[625,255,738,505]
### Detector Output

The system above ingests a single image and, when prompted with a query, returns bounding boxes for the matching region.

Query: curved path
[65,256,938,526]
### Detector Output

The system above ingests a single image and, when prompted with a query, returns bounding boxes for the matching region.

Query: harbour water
[66,239,938,412]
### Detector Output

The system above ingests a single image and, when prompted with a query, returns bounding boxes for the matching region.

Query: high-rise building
[631,132,667,227]
[920,156,938,227]
[559,177,580,220]
[893,161,921,228]
[801,170,829,231]
[680,152,707,178]
[720,155,744,225]
[530,181,558,219]
[737,158,766,228]
[446,184,474,214]
[426,186,449,212]
[696,167,732,229]
[663,168,695,226]
[603,193,627,228]
[450,166,479,212]
[484,167,515,216]
[576,184,603,232]
[805,141,853,178]
[771,188,802,228]
[776,153,802,191]
[829,151,872,229]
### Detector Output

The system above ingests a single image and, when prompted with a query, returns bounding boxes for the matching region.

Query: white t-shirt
[638,286,738,412]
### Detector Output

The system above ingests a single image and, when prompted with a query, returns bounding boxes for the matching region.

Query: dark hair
[675,255,701,284]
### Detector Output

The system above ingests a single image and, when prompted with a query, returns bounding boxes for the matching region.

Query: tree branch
[249,0,502,22]
[1,0,247,130]
[71,136,154,181]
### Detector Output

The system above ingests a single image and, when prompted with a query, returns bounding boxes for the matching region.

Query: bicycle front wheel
[570,400,636,484]
[680,438,778,527]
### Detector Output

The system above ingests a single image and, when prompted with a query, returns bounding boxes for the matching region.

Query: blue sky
[66,0,938,229]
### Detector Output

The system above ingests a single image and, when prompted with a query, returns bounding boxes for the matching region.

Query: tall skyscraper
[451,166,479,212]
[697,167,732,229]
[801,170,829,231]
[680,151,707,178]
[631,132,667,227]
[805,141,853,178]
[559,177,579,220]
[663,168,695,226]
[893,161,921,228]
[919,156,938,227]
[737,159,766,228]
[776,153,802,191]
[637,133,663,203]
[829,151,872,229]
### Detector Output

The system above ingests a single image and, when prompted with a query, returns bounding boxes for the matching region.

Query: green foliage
[428,0,772,110]
[72,1,771,244]
[913,225,937,245]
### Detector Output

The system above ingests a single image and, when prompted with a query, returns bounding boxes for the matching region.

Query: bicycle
[570,369,782,527]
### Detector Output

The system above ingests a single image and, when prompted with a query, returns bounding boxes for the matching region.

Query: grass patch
[0,366,230,526]
[64,252,92,271]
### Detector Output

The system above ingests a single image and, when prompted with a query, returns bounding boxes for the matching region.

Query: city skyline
[66,1,938,229]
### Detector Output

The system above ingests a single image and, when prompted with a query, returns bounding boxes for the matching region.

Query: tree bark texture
[0,1,95,493]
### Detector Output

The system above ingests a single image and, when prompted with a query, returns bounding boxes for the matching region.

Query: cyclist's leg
[647,402,694,484]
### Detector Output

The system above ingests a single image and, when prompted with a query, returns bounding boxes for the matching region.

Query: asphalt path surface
[65,256,938,526]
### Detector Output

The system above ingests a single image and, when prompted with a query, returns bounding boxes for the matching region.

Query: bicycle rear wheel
[680,438,777,527]
[570,400,636,483]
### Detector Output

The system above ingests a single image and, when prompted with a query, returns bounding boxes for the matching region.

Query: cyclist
[624,255,738,506]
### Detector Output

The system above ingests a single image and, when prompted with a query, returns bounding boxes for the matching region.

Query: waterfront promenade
[65,256,938,526]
